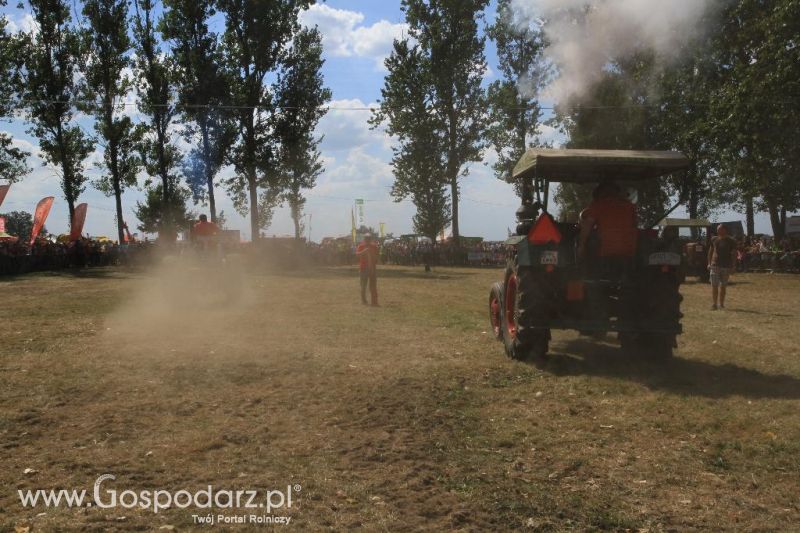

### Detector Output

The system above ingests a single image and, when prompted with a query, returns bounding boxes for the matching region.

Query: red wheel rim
[490,295,501,336]
[505,274,517,338]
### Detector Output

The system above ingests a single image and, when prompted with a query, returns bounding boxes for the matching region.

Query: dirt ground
[2,262,799,532]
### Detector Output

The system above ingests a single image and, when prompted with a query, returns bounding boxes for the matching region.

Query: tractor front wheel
[488,281,504,341]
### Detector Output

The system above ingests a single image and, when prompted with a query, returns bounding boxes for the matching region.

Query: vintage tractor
[488,149,691,361]
[658,218,712,283]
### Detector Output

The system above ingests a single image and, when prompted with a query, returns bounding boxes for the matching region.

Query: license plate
[540,251,558,265]
[648,252,681,266]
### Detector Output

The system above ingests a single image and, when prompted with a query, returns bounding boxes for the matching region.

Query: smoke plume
[511,0,715,102]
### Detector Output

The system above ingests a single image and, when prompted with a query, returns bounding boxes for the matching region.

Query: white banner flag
[355,199,365,227]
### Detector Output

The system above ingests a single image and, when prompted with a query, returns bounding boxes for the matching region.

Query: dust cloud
[510,0,715,102]
[102,252,258,356]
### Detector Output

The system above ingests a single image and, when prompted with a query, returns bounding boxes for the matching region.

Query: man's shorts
[710,265,732,287]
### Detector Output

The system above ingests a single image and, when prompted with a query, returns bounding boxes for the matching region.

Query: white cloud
[317,98,382,152]
[3,12,37,35]
[536,123,565,147]
[299,4,408,69]
[351,20,406,58]
[317,146,392,192]
[299,4,364,56]
[7,136,43,162]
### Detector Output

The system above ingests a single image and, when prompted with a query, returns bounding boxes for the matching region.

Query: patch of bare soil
[1,265,799,531]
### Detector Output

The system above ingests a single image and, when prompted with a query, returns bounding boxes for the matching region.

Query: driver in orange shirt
[577,181,638,260]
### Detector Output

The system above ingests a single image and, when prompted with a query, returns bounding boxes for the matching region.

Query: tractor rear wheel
[639,275,683,359]
[501,260,550,361]
[488,282,504,341]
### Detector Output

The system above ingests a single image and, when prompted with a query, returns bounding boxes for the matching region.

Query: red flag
[30,196,54,245]
[70,203,88,241]
[0,184,9,209]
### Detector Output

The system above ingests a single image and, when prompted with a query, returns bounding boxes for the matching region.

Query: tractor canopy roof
[511,149,690,183]
[658,217,711,228]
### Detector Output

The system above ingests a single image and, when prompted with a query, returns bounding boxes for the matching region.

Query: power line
[4,98,790,113]
[462,195,517,208]
[306,192,408,204]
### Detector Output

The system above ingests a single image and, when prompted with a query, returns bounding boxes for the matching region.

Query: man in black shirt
[707,224,737,310]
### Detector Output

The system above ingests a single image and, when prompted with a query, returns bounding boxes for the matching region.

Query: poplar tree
[161,0,235,223]
[273,27,330,239]
[372,0,488,242]
[82,0,140,243]
[23,0,94,224]
[370,39,450,242]
[218,0,313,240]
[0,0,29,183]
[486,0,548,185]
[132,0,184,240]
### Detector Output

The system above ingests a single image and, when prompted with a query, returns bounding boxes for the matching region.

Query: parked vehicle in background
[659,218,712,283]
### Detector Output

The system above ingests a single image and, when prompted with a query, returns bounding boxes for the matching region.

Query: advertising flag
[379,222,385,238]
[351,207,356,243]
[0,216,5,233]
[355,198,365,227]
[70,203,88,241]
[0,184,9,209]
[30,196,54,245]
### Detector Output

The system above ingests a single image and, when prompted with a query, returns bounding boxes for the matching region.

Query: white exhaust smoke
[511,0,715,102]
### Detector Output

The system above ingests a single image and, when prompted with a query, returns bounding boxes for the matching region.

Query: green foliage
[22,0,94,223]
[161,0,236,222]
[132,0,183,237]
[554,55,668,225]
[379,40,450,242]
[705,0,800,238]
[549,0,800,237]
[217,0,314,239]
[92,119,142,197]
[0,2,29,183]
[486,0,548,186]
[372,0,488,240]
[273,27,331,239]
[0,210,41,238]
[655,38,726,221]
[134,183,194,235]
[82,0,140,243]
[0,135,29,184]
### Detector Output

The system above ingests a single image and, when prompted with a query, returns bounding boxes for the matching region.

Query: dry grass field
[2,261,799,532]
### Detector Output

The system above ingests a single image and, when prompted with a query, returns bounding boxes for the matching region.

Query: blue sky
[0,0,769,241]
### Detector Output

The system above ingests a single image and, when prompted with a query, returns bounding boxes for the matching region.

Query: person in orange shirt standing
[356,234,379,306]
[192,214,220,255]
[193,214,219,237]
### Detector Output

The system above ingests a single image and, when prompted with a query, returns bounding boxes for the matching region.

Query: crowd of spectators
[0,238,154,276]
[380,239,507,267]
[4,231,798,277]
[737,235,800,272]
[246,237,509,268]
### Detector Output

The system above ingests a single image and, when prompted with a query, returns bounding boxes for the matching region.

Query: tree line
[1,0,797,244]
[371,0,799,242]
[0,0,330,242]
